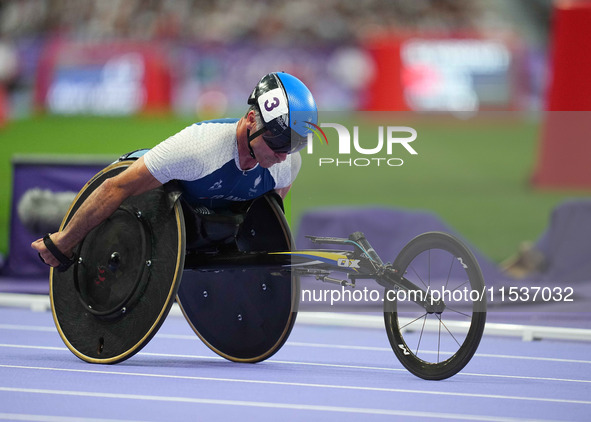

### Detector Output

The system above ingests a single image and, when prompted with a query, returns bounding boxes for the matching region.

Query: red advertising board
[35,41,171,115]
[532,0,591,188]
[362,33,515,112]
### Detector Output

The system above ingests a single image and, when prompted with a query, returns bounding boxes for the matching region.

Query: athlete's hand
[31,232,72,268]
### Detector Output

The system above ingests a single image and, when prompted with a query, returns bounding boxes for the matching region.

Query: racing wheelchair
[50,157,487,381]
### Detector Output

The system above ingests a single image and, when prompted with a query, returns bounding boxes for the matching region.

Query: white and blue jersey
[143,119,301,209]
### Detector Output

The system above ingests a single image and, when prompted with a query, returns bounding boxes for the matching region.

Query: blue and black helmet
[247,72,317,154]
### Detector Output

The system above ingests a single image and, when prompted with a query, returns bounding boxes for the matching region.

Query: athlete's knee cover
[181,201,244,249]
[182,191,287,251]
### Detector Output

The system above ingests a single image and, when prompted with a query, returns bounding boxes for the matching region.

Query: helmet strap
[246,127,267,159]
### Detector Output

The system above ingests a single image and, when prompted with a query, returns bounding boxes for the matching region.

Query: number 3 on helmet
[247,72,318,154]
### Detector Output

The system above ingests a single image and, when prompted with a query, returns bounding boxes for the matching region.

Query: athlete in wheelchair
[32,72,486,380]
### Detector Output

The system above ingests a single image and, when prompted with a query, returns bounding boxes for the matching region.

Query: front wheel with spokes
[384,232,486,380]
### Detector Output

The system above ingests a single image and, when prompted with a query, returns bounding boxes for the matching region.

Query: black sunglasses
[261,131,292,153]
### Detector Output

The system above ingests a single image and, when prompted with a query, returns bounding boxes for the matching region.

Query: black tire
[384,232,486,380]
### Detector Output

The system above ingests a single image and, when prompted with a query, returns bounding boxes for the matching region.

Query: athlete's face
[245,111,288,167]
[251,136,288,168]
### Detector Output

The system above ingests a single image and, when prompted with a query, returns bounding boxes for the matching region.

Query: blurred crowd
[1,0,498,44]
[0,0,554,119]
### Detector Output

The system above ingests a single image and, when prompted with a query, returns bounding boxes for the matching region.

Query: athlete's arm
[275,185,291,199]
[31,157,162,268]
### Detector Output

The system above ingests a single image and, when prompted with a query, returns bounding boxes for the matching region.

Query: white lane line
[3,296,591,342]
[0,324,55,332]
[1,344,590,384]
[285,341,591,365]
[0,387,569,422]
[0,364,589,405]
[1,344,64,352]
[3,322,591,365]
[0,413,146,422]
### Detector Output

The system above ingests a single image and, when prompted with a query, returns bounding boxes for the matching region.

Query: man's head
[246,72,317,159]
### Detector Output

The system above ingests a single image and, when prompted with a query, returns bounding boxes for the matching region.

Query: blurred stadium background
[0,0,590,276]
